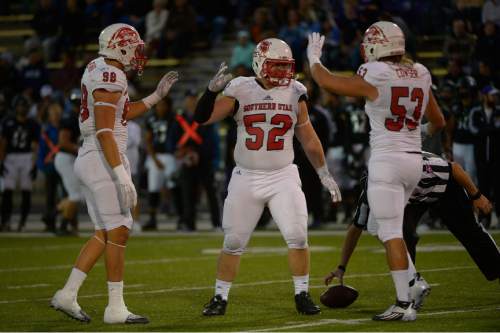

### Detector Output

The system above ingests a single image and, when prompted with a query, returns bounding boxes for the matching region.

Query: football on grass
[320,285,359,308]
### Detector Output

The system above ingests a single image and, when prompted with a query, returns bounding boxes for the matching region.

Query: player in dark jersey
[54,89,82,235]
[0,95,40,231]
[450,76,479,183]
[143,97,176,230]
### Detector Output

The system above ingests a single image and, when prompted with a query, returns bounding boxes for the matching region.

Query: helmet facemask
[130,43,148,76]
[261,58,295,87]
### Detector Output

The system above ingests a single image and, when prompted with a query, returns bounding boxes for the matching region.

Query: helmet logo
[108,27,140,49]
[364,25,390,44]
[259,40,271,54]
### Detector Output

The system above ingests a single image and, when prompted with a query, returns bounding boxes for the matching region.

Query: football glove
[307,32,325,67]
[208,62,233,93]
[142,71,179,108]
[113,164,137,211]
[316,165,342,203]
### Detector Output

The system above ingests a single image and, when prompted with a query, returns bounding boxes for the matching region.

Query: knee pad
[284,224,308,249]
[367,182,404,243]
[222,233,248,255]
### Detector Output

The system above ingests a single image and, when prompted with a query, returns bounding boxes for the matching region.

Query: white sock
[215,279,232,301]
[62,268,87,296]
[391,270,410,302]
[407,253,417,283]
[293,274,309,295]
[107,281,126,309]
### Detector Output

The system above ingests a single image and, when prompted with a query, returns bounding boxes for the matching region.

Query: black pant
[178,163,220,230]
[404,178,500,281]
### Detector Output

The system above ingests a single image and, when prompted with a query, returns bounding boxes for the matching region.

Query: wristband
[469,190,482,201]
[316,164,330,178]
[337,265,346,272]
[142,92,161,109]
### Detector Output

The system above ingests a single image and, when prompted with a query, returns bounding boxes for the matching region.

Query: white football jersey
[79,57,129,155]
[357,61,432,154]
[223,77,307,171]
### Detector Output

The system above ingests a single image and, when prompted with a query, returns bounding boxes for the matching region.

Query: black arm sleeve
[194,88,218,124]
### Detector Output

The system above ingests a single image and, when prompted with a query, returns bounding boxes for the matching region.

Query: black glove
[30,165,38,180]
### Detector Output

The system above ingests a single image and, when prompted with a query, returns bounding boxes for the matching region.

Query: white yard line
[0,265,475,305]
[252,306,500,332]
[6,283,52,290]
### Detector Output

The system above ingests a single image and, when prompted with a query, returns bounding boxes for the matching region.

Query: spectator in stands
[443,18,477,65]
[482,0,500,26]
[83,0,102,41]
[38,102,63,232]
[250,7,276,43]
[0,52,19,107]
[51,51,80,95]
[193,0,229,46]
[101,0,133,28]
[31,0,59,61]
[279,9,308,71]
[145,0,168,57]
[19,48,49,101]
[272,0,294,27]
[297,0,322,31]
[475,61,500,91]
[160,0,196,58]
[471,85,500,228]
[169,90,221,231]
[229,30,254,71]
[475,21,500,71]
[442,59,467,88]
[59,0,85,53]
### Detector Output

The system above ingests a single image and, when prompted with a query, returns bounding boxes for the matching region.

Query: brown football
[320,285,359,308]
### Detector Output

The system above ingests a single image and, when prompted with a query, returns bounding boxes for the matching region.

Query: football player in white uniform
[306,22,445,321]
[194,38,342,316]
[50,23,178,324]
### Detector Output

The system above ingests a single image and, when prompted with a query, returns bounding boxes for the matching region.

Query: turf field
[0,230,499,331]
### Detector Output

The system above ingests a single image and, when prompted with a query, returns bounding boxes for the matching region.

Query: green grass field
[1,230,499,331]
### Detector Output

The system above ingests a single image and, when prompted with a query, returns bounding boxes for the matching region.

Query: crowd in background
[0,0,499,233]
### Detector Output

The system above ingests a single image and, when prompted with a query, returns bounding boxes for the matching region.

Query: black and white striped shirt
[353,152,451,229]
[409,152,451,204]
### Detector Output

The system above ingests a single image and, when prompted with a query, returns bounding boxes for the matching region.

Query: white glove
[142,71,179,108]
[307,32,325,67]
[208,62,233,93]
[316,165,342,203]
[113,164,137,211]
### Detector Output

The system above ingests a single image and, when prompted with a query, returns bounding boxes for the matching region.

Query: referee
[326,152,500,285]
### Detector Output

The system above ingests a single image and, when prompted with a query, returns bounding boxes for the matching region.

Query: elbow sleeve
[194,88,217,123]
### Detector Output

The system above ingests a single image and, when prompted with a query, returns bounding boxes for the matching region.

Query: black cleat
[295,291,321,315]
[202,295,227,316]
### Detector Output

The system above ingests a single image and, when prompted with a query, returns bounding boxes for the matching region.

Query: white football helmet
[252,38,295,87]
[361,21,405,63]
[98,23,147,75]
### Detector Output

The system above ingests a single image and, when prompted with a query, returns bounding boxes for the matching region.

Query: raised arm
[93,89,136,210]
[295,101,341,203]
[307,33,378,101]
[194,62,235,125]
[126,71,178,120]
